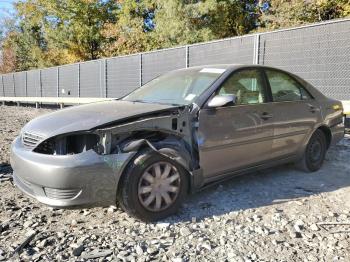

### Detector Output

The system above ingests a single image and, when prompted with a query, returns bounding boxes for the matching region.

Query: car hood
[22,100,178,138]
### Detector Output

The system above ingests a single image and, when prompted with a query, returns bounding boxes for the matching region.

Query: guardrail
[0,97,114,108]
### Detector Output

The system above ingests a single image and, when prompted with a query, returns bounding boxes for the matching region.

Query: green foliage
[2,0,118,72]
[0,0,349,73]
[258,0,350,31]
[148,0,257,49]
[102,0,153,56]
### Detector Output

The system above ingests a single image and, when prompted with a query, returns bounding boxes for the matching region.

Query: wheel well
[318,125,332,149]
[117,147,193,198]
[117,132,194,194]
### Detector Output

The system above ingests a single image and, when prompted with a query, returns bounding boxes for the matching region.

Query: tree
[0,34,17,73]
[1,0,118,71]
[149,0,257,49]
[258,0,350,30]
[102,0,153,56]
[102,0,258,55]
[0,17,17,73]
[42,0,118,61]
[1,0,350,72]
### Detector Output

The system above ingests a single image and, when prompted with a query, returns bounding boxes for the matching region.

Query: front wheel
[296,129,327,172]
[117,150,188,221]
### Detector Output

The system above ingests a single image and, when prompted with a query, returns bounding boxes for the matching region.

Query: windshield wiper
[129,99,149,104]
[127,99,184,106]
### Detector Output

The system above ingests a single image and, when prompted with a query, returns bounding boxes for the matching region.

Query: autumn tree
[41,0,118,61]
[0,34,17,73]
[102,0,153,56]
[1,0,350,72]
[0,18,17,73]
[102,0,258,55]
[258,0,350,30]
[148,0,257,49]
[2,0,118,71]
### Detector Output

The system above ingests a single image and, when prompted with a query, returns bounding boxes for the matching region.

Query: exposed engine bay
[32,105,200,172]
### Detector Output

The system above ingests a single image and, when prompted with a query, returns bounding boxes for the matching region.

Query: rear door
[264,69,322,159]
[197,68,274,181]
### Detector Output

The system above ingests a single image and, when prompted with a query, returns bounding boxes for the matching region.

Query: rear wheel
[296,129,327,172]
[117,149,188,221]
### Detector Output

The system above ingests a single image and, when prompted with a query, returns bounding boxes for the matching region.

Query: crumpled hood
[22,100,177,138]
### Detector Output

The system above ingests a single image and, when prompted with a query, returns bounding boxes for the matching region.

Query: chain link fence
[1,19,349,100]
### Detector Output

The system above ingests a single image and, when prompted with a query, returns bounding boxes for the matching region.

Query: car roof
[183,64,241,70]
[180,64,283,72]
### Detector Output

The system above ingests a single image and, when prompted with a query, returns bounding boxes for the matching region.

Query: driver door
[197,68,274,181]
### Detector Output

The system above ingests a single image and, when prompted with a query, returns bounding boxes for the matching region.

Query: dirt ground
[0,105,350,262]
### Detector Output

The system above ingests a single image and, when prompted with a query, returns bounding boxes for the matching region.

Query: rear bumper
[10,136,135,207]
[345,115,350,129]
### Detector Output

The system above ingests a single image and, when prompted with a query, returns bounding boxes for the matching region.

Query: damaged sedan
[11,65,344,221]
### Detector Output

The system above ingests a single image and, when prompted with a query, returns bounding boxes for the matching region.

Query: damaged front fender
[122,138,191,170]
[92,105,203,190]
[94,106,194,156]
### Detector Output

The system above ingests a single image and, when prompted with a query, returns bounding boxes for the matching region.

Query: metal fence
[1,18,350,100]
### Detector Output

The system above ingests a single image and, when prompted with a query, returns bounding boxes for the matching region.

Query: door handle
[260,112,273,120]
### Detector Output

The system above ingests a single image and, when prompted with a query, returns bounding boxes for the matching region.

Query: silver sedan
[11,65,345,221]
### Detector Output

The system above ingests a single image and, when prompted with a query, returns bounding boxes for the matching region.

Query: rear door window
[266,70,311,102]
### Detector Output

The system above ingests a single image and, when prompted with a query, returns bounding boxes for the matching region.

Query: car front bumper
[10,136,135,208]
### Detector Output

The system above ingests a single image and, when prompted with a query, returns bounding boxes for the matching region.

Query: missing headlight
[34,134,99,155]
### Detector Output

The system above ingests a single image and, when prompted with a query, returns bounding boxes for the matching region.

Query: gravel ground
[0,105,54,165]
[1,105,350,262]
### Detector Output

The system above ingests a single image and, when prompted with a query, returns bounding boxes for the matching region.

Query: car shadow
[164,135,350,223]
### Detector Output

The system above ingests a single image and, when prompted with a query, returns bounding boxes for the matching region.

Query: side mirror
[207,94,236,108]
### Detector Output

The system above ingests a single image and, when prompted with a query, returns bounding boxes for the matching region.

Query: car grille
[22,132,45,150]
[44,187,81,200]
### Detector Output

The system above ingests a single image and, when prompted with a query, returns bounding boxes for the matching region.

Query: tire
[296,129,327,172]
[117,149,188,221]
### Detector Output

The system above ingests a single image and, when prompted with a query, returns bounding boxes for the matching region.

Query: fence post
[100,59,107,98]
[25,71,28,97]
[139,53,143,87]
[57,67,60,97]
[253,33,260,65]
[1,75,5,96]
[185,45,189,68]
[104,59,108,98]
[12,73,16,97]
[78,64,81,98]
[1,75,4,97]
[39,70,43,97]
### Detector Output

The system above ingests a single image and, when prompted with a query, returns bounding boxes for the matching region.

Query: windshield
[122,67,225,105]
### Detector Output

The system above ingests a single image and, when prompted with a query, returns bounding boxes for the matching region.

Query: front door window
[218,69,266,105]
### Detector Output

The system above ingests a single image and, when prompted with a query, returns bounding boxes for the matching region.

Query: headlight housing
[34,133,100,155]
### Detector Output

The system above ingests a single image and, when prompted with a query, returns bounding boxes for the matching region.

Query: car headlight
[34,133,100,155]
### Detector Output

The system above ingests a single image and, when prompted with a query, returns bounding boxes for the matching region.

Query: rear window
[266,70,312,102]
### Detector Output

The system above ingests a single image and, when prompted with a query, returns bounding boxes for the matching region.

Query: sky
[0,0,16,20]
